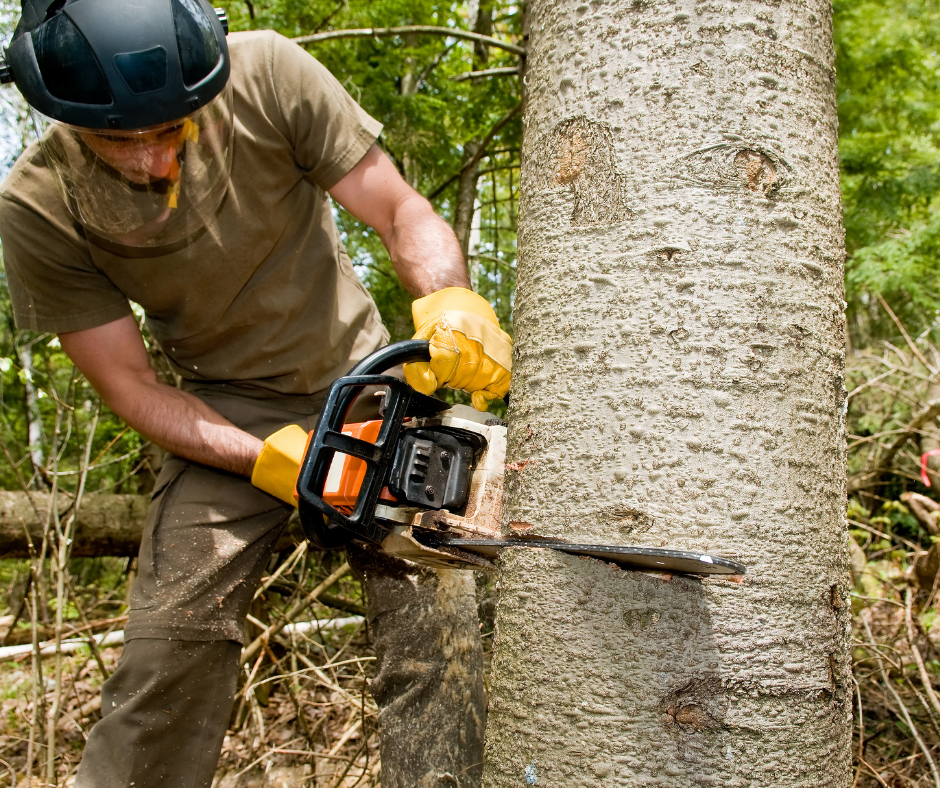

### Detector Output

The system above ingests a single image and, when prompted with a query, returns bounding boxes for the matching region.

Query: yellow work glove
[403,287,512,411]
[251,424,308,506]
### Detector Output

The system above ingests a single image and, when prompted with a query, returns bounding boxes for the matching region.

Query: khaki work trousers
[73,390,486,788]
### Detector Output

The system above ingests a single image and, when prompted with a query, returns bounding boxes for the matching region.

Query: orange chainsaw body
[304,420,398,513]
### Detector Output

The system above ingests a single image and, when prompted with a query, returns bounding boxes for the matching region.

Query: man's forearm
[384,194,470,296]
[59,316,265,479]
[111,380,263,477]
[327,144,470,296]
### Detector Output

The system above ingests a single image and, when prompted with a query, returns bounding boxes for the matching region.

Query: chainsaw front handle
[348,339,430,377]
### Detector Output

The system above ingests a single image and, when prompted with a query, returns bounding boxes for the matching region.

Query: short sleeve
[0,193,132,334]
[266,32,383,189]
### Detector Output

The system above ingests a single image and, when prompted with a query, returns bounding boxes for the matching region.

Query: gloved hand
[250,424,308,505]
[403,287,512,411]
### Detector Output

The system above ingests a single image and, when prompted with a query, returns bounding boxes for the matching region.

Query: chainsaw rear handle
[297,341,449,550]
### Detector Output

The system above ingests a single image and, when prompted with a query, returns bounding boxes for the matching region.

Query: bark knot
[734,149,778,196]
[677,141,792,198]
[662,676,726,734]
[532,116,635,226]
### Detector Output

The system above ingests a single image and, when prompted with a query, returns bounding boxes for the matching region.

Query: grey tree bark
[482,1,850,786]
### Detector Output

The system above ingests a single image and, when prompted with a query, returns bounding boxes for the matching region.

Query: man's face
[79,122,189,185]
[32,84,233,247]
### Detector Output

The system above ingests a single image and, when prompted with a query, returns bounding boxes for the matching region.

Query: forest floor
[1,536,939,787]
[0,625,384,787]
[848,529,940,788]
[0,550,497,788]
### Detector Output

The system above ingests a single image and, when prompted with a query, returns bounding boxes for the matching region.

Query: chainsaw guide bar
[429,538,746,576]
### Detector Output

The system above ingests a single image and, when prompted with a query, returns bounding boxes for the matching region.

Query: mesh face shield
[32,83,233,248]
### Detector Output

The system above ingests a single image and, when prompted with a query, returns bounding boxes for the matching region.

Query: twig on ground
[254,540,307,601]
[242,562,351,666]
[862,611,940,788]
[327,738,368,788]
[852,672,865,788]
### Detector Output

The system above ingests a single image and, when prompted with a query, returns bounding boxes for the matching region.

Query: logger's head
[2,0,234,247]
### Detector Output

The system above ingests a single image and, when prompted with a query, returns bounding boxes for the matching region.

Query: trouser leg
[75,395,311,788]
[74,384,488,787]
[75,639,241,788]
[348,543,487,788]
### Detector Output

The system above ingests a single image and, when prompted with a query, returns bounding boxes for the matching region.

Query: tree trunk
[400,33,420,189]
[483,1,850,785]
[453,140,481,260]
[469,0,494,65]
[452,2,496,263]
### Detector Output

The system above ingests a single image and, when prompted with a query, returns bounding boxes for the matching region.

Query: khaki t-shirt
[0,30,389,404]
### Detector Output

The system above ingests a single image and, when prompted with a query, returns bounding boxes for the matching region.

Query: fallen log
[0,491,309,558]
[0,491,148,558]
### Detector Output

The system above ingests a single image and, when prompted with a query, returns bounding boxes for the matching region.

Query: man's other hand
[404,287,512,411]
[327,146,512,409]
[251,424,308,505]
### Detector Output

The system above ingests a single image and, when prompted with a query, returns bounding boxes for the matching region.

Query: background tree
[482,0,851,785]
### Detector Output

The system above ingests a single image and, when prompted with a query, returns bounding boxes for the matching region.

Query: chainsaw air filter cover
[388,428,485,511]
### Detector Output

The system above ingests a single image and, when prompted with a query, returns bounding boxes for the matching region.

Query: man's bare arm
[59,315,263,476]
[328,144,470,296]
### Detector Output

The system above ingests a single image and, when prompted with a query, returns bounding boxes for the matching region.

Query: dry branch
[450,65,520,82]
[882,399,940,466]
[878,294,937,375]
[292,25,526,56]
[0,615,127,648]
[242,562,352,666]
[848,398,940,493]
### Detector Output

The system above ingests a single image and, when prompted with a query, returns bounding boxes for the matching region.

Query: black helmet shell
[6,0,229,130]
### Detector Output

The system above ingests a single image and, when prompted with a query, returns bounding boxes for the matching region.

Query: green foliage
[870,499,923,540]
[0,309,153,495]
[835,0,940,343]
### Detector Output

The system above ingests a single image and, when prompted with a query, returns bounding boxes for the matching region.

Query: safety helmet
[2,0,234,248]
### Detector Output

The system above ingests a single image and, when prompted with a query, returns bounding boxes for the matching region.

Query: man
[0,0,511,786]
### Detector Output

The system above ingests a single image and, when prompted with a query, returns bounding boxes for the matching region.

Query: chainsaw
[295,341,745,576]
